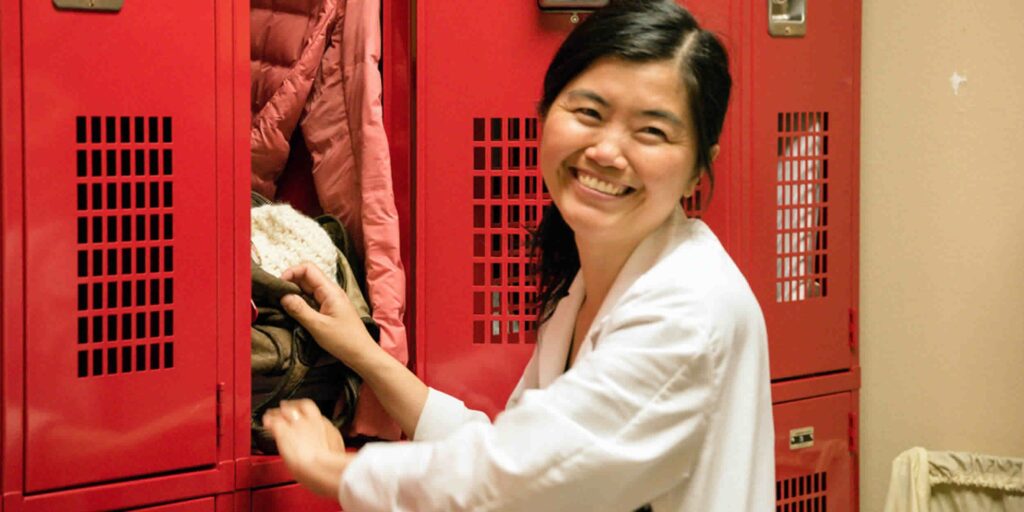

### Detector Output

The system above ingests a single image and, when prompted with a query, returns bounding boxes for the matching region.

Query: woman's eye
[640,126,669,141]
[574,108,602,120]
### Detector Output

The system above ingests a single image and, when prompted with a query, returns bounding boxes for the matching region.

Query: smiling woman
[262,1,775,511]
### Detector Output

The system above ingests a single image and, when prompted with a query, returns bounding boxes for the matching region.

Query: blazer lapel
[537,274,584,388]
[577,207,686,356]
[536,207,687,385]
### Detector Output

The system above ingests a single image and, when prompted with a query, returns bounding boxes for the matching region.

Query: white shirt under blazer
[339,207,776,511]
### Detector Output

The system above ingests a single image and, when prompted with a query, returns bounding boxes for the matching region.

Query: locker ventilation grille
[776,471,828,511]
[74,116,175,378]
[471,117,549,344]
[775,111,829,303]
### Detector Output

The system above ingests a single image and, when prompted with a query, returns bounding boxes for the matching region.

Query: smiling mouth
[570,167,635,197]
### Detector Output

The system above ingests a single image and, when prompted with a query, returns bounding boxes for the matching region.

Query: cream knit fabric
[251,203,337,283]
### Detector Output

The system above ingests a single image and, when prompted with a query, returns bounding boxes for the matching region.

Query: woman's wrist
[304,450,355,499]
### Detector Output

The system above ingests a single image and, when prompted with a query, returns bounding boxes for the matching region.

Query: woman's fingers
[294,398,322,418]
[281,263,343,306]
[279,293,323,332]
[279,399,317,421]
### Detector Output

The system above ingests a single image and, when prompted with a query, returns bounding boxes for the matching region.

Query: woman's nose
[584,136,628,170]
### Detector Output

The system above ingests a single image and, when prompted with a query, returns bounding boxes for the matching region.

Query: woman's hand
[263,399,352,498]
[281,263,430,439]
[279,262,381,369]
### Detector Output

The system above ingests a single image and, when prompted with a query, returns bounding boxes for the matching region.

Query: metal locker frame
[1,0,250,509]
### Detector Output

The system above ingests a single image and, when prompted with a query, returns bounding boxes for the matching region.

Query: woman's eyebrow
[566,89,609,107]
[639,109,685,127]
[567,89,685,127]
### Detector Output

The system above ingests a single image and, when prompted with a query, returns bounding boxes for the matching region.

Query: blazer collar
[535,206,687,388]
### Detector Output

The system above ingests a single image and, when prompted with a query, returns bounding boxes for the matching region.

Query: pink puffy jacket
[250,0,406,440]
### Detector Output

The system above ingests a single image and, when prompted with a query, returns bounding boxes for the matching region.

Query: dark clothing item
[250,192,378,454]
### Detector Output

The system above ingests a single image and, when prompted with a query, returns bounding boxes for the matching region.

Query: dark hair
[532,0,732,321]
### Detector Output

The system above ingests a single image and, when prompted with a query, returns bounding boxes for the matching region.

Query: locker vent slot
[776,471,828,511]
[472,117,548,344]
[775,111,829,303]
[75,116,176,378]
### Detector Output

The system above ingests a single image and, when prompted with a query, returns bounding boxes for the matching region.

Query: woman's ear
[709,144,721,164]
[683,145,721,198]
[682,171,702,198]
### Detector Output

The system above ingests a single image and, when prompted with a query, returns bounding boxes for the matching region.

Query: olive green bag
[249,192,379,454]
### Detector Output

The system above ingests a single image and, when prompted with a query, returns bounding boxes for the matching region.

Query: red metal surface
[770,367,860,405]
[743,0,860,381]
[8,465,230,512]
[131,496,216,512]
[226,0,253,487]
[21,1,219,491]
[251,484,341,512]
[232,0,257,492]
[3,0,247,504]
[415,1,566,416]
[1,0,27,505]
[773,391,856,512]
[383,0,415,370]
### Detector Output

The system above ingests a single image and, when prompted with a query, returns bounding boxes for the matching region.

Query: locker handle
[768,0,806,38]
[53,0,124,13]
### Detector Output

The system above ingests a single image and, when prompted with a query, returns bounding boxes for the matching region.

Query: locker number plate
[789,427,815,450]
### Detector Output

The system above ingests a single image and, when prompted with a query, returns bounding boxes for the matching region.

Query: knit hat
[251,203,338,283]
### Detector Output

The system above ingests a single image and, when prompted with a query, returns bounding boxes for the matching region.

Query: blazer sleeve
[338,287,718,512]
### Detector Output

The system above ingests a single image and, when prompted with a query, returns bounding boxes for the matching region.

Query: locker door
[21,2,219,491]
[773,392,856,512]
[417,1,739,417]
[417,1,570,416]
[747,0,859,379]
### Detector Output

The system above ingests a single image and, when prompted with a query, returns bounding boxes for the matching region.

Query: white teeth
[577,172,629,196]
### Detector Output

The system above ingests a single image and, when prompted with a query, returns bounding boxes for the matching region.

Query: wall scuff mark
[950,71,967,96]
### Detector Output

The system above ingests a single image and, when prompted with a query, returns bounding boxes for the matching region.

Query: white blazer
[339,207,775,511]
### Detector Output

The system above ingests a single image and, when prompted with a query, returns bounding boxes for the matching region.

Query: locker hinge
[216,382,226,446]
[848,307,858,352]
[848,412,859,454]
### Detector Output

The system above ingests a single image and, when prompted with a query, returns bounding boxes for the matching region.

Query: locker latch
[768,0,806,38]
[53,0,124,13]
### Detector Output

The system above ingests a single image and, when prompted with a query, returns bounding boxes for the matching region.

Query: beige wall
[860,0,1024,509]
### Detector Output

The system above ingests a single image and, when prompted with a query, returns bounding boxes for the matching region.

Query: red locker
[741,0,862,380]
[2,0,249,509]
[772,391,860,512]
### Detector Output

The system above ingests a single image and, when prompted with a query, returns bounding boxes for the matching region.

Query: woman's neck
[574,232,643,315]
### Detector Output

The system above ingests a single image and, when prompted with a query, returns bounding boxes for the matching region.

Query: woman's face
[540,57,707,248]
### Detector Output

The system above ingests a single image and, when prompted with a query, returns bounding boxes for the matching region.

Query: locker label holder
[789,427,815,450]
[53,0,124,13]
